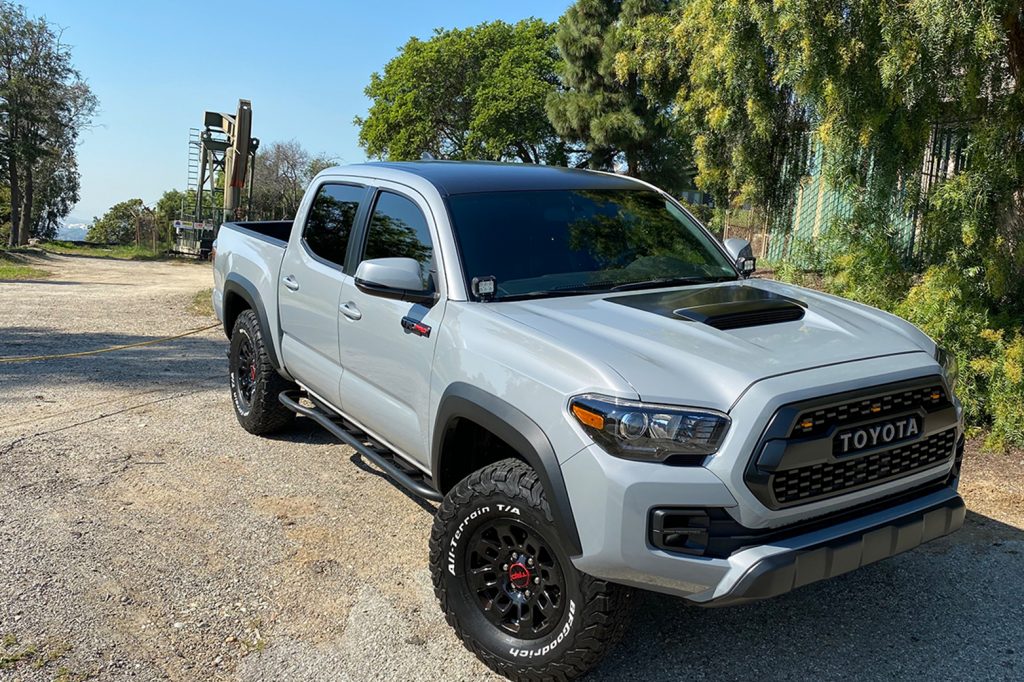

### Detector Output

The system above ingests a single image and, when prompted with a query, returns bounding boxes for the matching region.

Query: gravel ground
[1,251,1022,682]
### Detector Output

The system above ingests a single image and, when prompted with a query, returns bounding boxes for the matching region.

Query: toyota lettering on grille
[835,415,921,455]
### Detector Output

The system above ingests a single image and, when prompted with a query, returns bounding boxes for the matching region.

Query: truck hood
[489,279,935,411]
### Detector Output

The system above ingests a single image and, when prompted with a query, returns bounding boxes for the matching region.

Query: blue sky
[24,0,569,221]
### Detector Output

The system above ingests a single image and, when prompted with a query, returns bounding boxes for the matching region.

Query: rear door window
[303,183,364,269]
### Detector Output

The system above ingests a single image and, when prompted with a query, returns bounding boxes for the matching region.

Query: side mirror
[354,257,437,305]
[724,238,756,278]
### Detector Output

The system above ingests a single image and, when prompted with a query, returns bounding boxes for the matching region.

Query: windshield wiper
[610,275,736,292]
[497,282,615,302]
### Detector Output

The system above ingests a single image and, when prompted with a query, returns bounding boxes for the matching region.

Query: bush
[977,330,1024,450]
[896,265,1024,447]
[819,220,911,312]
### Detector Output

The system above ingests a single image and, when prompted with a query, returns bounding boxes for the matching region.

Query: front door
[278,182,368,406]
[338,187,444,467]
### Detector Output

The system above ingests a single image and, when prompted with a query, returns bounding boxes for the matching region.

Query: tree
[619,0,809,215]
[250,140,337,220]
[29,149,79,239]
[546,0,689,189]
[87,198,145,244]
[0,2,96,246]
[356,19,567,164]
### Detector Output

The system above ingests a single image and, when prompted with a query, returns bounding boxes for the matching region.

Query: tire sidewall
[438,490,587,667]
[229,323,255,420]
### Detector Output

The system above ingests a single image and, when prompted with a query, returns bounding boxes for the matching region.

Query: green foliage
[550,0,691,189]
[39,241,162,260]
[818,219,912,312]
[356,19,565,164]
[986,332,1024,449]
[251,141,337,220]
[0,1,96,246]
[895,265,1024,446]
[0,251,48,279]
[86,199,145,245]
[621,0,809,210]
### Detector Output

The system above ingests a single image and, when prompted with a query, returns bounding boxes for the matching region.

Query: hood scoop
[607,284,806,331]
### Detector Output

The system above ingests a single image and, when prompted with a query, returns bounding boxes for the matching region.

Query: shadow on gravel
[0,326,225,391]
[263,415,439,515]
[595,512,1024,681]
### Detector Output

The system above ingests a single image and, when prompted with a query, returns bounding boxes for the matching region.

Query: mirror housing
[724,238,756,278]
[354,257,436,305]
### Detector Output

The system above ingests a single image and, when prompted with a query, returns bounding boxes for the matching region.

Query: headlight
[569,394,730,461]
[935,346,959,390]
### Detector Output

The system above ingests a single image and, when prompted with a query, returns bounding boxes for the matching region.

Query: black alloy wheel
[465,518,567,639]
[233,331,257,412]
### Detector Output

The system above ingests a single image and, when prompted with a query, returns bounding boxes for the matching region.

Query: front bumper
[561,356,964,602]
[699,487,965,606]
[563,440,963,603]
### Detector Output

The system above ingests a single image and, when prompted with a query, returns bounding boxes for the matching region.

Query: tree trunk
[7,155,21,248]
[1005,7,1023,91]
[18,163,33,245]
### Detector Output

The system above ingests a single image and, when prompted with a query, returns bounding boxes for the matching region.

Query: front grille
[744,376,960,510]
[772,428,957,505]
[791,384,948,438]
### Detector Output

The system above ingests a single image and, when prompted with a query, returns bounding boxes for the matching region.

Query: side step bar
[278,390,443,503]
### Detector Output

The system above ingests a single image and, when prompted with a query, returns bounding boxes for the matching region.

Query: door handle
[282,275,299,291]
[339,301,362,321]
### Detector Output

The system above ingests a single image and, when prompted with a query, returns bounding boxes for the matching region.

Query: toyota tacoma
[211,161,964,680]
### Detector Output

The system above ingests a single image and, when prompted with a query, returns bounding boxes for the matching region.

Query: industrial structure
[174,99,258,258]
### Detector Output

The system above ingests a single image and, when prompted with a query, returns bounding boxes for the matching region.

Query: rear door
[278,181,370,406]
[337,186,445,466]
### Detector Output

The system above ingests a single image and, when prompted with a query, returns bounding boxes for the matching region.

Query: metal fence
[718,124,968,264]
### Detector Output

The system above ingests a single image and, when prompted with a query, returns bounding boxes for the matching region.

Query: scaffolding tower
[195,99,259,226]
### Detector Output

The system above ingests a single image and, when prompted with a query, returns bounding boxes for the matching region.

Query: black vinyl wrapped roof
[367,160,646,195]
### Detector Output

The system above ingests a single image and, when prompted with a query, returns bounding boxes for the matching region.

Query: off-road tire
[228,309,295,435]
[429,458,631,681]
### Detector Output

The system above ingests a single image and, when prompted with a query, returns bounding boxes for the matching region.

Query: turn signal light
[571,404,605,430]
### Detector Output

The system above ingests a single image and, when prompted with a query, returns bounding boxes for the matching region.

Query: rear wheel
[429,459,631,681]
[228,309,295,435]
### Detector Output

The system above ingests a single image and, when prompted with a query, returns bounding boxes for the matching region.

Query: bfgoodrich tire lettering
[429,458,631,681]
[228,309,295,435]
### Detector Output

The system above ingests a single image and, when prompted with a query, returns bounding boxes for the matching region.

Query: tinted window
[363,191,434,288]
[447,189,737,299]
[303,184,363,267]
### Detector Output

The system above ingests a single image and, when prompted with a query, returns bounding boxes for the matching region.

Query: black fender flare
[432,383,583,557]
[222,273,282,371]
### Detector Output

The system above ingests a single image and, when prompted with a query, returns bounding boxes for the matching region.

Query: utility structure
[176,99,258,258]
[195,99,259,225]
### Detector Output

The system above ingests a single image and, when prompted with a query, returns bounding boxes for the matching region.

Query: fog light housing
[650,509,710,555]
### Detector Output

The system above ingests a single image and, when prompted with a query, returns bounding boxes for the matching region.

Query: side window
[363,191,434,288]
[303,184,364,268]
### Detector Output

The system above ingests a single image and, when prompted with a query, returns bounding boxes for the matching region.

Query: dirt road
[1,252,1022,681]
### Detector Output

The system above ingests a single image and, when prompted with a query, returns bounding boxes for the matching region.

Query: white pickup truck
[212,161,964,681]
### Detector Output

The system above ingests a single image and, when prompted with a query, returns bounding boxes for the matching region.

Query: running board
[278,390,443,503]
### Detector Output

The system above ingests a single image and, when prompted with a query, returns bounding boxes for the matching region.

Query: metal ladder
[186,128,200,199]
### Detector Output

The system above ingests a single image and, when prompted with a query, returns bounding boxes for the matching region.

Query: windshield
[447,189,737,300]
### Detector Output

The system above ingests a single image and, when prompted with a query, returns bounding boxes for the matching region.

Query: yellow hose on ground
[0,323,221,364]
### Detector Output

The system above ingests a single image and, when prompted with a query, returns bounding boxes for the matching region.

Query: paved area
[1,252,1022,681]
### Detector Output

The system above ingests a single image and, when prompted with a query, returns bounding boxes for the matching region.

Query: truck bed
[223,220,292,245]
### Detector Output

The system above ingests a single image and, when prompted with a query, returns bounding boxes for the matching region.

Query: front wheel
[429,459,631,681]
